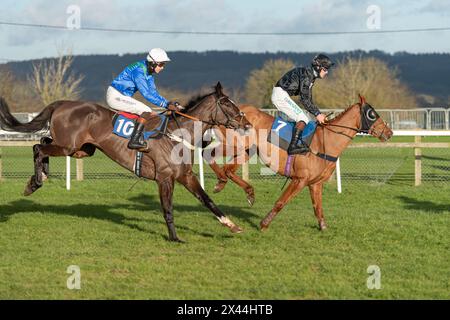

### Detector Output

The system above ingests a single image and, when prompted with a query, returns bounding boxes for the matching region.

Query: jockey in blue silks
[106,48,183,150]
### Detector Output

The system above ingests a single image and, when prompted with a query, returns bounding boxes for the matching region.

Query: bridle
[321,103,389,140]
[210,96,246,129]
[309,103,389,163]
[173,95,246,130]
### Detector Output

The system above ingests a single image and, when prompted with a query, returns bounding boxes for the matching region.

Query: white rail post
[336,158,342,194]
[76,159,84,181]
[414,136,422,186]
[66,156,71,190]
[198,147,205,189]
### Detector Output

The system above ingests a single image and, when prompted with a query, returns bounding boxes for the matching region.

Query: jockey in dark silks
[272,54,334,155]
[106,48,183,150]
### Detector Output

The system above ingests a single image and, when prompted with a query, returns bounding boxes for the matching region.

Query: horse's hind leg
[177,173,243,234]
[24,143,73,196]
[157,177,183,242]
[309,183,327,230]
[40,137,53,181]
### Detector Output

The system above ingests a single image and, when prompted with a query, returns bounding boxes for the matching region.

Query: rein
[163,95,244,148]
[308,104,388,162]
[321,123,359,140]
[171,96,244,129]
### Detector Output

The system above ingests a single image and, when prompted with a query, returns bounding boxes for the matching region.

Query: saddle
[111,112,169,177]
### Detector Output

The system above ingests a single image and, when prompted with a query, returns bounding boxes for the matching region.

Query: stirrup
[127,123,147,150]
[128,141,147,150]
[287,140,309,155]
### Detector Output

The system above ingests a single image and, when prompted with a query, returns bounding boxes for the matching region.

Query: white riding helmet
[146,48,171,63]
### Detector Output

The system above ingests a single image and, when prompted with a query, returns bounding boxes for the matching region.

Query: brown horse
[0,82,252,242]
[204,96,393,230]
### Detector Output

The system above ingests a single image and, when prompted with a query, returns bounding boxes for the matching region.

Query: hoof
[169,237,185,243]
[23,186,33,197]
[319,222,327,231]
[246,194,255,207]
[213,182,226,193]
[230,225,243,234]
[23,179,35,196]
[260,220,269,232]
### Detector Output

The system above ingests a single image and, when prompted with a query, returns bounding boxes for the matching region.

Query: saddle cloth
[112,112,167,140]
[267,116,317,150]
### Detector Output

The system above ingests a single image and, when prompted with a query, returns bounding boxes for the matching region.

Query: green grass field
[0,139,448,299]
[0,175,448,299]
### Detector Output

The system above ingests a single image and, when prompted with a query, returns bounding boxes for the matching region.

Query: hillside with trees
[2,50,450,111]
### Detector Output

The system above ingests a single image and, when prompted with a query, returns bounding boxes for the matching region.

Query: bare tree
[314,56,418,109]
[0,66,43,112]
[244,59,295,108]
[0,66,15,103]
[29,48,84,106]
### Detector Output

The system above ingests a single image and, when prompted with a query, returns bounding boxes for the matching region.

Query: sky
[0,0,450,61]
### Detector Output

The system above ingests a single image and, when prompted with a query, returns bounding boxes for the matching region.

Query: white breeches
[271,86,310,123]
[106,86,153,115]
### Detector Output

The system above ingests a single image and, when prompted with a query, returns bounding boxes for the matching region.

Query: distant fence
[0,109,449,140]
[0,131,449,191]
[264,108,450,130]
[0,110,449,190]
[337,131,450,191]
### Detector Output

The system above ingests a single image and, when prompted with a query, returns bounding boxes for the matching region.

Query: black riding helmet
[312,54,335,73]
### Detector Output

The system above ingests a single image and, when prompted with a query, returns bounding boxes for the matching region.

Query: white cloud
[1,0,449,60]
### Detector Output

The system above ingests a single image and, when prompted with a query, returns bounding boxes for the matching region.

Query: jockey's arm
[299,79,325,123]
[131,69,168,109]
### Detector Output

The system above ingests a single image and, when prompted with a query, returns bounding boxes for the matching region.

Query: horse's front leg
[157,177,183,242]
[309,183,327,230]
[260,178,306,231]
[177,173,243,234]
[208,159,228,193]
[203,145,229,193]
[224,161,255,207]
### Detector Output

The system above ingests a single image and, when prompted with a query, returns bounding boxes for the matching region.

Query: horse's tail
[0,97,57,133]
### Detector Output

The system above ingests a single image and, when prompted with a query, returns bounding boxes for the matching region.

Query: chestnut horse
[0,83,252,242]
[205,96,393,230]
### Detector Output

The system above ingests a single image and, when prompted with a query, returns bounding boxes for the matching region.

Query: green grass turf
[0,176,448,299]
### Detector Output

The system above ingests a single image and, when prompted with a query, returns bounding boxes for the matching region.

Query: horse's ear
[358,94,366,106]
[215,82,224,96]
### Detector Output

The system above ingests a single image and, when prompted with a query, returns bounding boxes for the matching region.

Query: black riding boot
[287,121,309,155]
[128,118,147,150]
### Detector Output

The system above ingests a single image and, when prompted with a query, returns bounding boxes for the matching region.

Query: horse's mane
[184,92,215,111]
[329,103,359,122]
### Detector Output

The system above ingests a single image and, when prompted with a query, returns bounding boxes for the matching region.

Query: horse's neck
[321,107,360,157]
[171,106,212,144]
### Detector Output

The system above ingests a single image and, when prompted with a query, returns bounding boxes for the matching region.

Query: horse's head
[358,95,393,142]
[187,82,252,131]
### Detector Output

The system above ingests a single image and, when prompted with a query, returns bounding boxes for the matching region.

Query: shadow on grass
[127,193,261,229]
[396,196,450,214]
[422,155,450,162]
[0,191,260,240]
